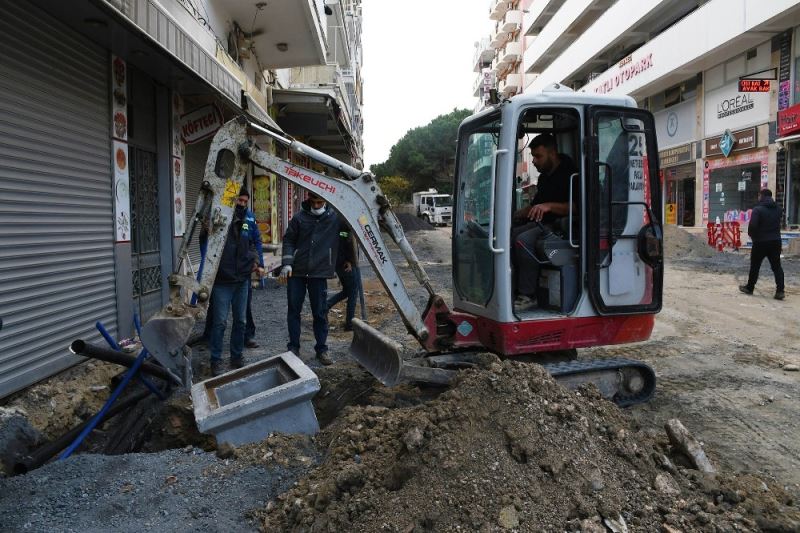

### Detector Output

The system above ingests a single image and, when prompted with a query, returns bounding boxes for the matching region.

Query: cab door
[452,111,503,315]
[586,107,663,315]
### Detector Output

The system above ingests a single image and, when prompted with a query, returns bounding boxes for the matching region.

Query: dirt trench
[1,225,799,532]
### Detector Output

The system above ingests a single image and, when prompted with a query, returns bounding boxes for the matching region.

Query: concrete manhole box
[191,351,320,446]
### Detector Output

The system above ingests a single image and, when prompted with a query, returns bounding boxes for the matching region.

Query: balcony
[498,41,523,65]
[489,0,511,21]
[474,37,496,71]
[221,0,327,68]
[491,27,511,49]
[501,9,523,33]
[524,0,567,36]
[499,73,523,95]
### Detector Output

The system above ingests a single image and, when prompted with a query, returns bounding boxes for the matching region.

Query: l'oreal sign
[180,104,223,144]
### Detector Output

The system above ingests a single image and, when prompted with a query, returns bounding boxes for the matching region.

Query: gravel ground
[0,448,297,532]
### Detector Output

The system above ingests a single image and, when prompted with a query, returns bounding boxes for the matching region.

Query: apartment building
[0,0,363,397]
[476,0,800,231]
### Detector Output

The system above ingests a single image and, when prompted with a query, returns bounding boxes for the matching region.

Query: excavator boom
[141,117,445,386]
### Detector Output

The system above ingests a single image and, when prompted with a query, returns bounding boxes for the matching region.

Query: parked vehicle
[412,188,452,226]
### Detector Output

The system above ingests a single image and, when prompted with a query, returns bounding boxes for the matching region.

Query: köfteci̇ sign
[180,104,223,144]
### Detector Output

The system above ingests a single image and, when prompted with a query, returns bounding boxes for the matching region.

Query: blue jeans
[287,276,328,354]
[205,283,256,341]
[245,283,256,341]
[326,266,358,327]
[208,279,249,362]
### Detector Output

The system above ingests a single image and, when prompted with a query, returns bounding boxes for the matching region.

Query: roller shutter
[0,2,115,397]
[184,138,212,273]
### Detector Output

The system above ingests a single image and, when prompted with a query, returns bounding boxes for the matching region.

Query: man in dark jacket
[511,134,577,308]
[740,189,785,300]
[204,188,264,376]
[279,192,340,365]
[326,220,359,331]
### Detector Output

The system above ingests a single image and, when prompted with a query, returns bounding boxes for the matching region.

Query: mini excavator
[141,85,664,406]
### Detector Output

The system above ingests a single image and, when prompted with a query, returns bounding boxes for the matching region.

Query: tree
[371,108,471,194]
[377,175,412,206]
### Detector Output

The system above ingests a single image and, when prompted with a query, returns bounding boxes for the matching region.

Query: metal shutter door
[0,2,115,398]
[184,139,211,273]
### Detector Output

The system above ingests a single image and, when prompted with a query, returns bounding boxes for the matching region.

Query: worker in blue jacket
[202,187,264,376]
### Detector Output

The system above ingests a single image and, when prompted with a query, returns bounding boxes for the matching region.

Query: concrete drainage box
[191,351,320,446]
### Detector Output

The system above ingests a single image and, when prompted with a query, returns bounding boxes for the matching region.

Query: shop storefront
[702,51,772,225]
[777,102,800,226]
[702,128,768,223]
[660,144,696,226]
[654,98,698,226]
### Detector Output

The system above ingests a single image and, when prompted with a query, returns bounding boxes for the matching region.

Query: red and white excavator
[141,85,664,406]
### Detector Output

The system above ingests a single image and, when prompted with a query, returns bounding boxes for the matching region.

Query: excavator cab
[451,87,663,357]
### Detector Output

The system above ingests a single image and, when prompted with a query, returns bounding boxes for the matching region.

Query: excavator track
[542,357,656,407]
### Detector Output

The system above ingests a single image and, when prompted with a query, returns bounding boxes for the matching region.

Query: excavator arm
[141,117,453,386]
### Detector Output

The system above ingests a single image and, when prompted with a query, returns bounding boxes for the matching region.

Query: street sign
[738,79,770,92]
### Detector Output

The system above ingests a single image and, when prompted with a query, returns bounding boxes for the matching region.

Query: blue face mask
[311,204,326,216]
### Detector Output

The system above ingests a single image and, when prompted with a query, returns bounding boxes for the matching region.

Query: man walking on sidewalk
[739,188,785,300]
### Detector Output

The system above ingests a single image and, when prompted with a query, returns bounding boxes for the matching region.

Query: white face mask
[311,204,326,216]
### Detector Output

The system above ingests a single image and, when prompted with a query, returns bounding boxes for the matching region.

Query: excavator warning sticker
[457,321,473,337]
[357,214,388,265]
[222,179,239,207]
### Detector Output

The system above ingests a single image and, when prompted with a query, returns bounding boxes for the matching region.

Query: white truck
[412,188,453,226]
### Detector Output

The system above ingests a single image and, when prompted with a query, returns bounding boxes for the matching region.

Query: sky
[361,1,492,168]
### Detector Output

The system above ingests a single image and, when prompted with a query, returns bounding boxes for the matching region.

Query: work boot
[775,290,785,300]
[317,351,333,366]
[210,360,224,377]
[738,285,753,295]
[230,357,246,369]
[244,339,259,348]
[288,347,300,357]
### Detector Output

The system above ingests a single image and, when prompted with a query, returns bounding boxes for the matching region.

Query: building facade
[475,0,800,231]
[0,0,363,398]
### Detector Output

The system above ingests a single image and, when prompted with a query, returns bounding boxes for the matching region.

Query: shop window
[707,163,761,223]
[789,147,800,226]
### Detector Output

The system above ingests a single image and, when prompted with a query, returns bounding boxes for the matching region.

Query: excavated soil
[260,360,799,532]
[396,213,437,232]
[3,225,800,532]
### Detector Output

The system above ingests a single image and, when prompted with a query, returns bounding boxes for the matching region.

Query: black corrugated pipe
[12,388,151,475]
[69,340,175,383]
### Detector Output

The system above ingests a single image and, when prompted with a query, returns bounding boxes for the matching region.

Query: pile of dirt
[395,213,436,232]
[5,360,124,441]
[664,224,716,259]
[260,359,799,531]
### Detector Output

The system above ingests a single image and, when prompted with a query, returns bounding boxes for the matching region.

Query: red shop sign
[778,102,800,136]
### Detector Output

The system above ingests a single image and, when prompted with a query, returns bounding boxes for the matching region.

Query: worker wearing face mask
[202,187,263,376]
[279,191,342,366]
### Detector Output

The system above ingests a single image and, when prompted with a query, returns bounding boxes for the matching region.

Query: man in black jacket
[326,220,359,331]
[279,192,340,365]
[203,189,261,376]
[511,134,577,308]
[740,189,785,300]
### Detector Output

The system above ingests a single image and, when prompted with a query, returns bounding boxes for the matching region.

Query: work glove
[278,265,292,284]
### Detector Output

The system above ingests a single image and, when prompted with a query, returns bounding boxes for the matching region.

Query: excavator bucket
[349,318,404,386]
[140,312,195,385]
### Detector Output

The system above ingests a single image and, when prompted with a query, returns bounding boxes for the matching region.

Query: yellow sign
[222,179,240,207]
[665,203,677,225]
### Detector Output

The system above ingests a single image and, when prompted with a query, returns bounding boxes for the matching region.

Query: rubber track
[542,357,656,407]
